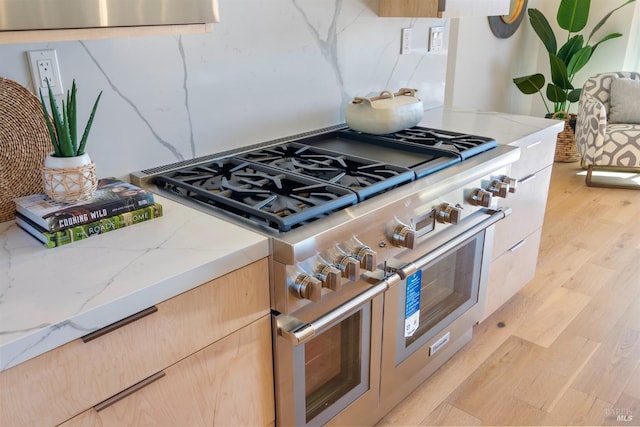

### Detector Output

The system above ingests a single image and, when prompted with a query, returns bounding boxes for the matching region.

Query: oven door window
[297,305,371,425]
[398,231,484,362]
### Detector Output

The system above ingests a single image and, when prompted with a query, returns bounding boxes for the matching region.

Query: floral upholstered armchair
[575,71,640,187]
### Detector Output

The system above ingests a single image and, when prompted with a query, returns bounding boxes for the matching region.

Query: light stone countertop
[0,195,269,371]
[420,108,565,146]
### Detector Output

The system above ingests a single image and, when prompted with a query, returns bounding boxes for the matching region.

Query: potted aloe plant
[512,0,635,116]
[39,79,102,202]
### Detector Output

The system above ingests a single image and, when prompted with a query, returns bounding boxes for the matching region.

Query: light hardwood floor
[378,162,640,426]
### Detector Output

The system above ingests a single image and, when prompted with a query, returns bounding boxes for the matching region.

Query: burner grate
[238,142,415,200]
[154,158,358,231]
[339,126,497,160]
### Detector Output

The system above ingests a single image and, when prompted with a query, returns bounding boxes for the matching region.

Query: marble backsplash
[0,0,448,180]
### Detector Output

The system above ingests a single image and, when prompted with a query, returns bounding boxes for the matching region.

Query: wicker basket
[551,112,581,163]
[0,77,52,222]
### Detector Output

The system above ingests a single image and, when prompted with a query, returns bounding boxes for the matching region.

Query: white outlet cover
[27,49,64,96]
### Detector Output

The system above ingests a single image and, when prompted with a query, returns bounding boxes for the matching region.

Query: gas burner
[340,126,497,160]
[392,129,491,150]
[153,158,358,231]
[238,142,415,200]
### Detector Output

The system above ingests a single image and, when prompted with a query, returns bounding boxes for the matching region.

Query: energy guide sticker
[404,270,421,337]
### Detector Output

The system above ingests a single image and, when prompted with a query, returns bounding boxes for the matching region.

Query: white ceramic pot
[42,152,98,202]
[345,88,423,135]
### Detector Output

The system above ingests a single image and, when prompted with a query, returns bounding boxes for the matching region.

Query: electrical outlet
[428,26,444,52]
[36,59,55,88]
[401,27,412,55]
[27,50,63,96]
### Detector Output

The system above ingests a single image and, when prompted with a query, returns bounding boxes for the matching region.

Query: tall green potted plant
[39,79,102,202]
[513,0,635,116]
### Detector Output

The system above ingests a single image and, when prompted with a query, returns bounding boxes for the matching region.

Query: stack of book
[14,177,163,248]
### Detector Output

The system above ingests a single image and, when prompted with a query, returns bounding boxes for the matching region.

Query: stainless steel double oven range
[132,124,520,426]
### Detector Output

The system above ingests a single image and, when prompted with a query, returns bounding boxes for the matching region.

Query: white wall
[0,0,449,180]
[446,0,638,116]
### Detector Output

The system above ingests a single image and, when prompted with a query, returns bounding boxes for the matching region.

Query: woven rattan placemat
[0,77,52,223]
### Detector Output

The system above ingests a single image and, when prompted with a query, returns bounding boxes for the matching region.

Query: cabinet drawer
[493,165,551,258]
[484,229,542,319]
[61,316,275,427]
[0,258,269,427]
[510,134,556,178]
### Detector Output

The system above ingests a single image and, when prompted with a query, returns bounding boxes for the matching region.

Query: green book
[16,203,163,248]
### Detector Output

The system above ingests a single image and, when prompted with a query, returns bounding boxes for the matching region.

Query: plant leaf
[529,8,557,54]
[60,91,73,157]
[557,0,590,33]
[588,0,635,44]
[547,84,568,103]
[557,35,584,65]
[78,91,102,156]
[567,46,592,77]
[38,88,60,156]
[549,54,573,89]
[69,80,78,156]
[568,88,582,103]
[513,74,546,94]
[590,32,623,58]
[45,79,73,157]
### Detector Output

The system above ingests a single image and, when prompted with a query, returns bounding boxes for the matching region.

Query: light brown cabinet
[378,0,509,18]
[484,131,557,318]
[61,316,274,427]
[0,258,273,427]
[379,0,441,17]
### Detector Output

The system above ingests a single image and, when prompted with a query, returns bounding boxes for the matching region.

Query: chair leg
[585,165,594,186]
[583,164,640,189]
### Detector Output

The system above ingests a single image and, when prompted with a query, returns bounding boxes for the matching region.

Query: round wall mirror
[488,0,528,38]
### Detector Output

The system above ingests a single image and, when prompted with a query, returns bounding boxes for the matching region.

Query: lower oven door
[273,278,393,427]
[380,208,508,413]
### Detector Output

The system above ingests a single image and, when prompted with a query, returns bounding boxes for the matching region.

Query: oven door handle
[398,207,511,279]
[276,274,401,346]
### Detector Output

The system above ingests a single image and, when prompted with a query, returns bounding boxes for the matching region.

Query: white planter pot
[42,152,98,202]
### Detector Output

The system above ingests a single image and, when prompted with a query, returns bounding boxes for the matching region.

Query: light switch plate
[401,27,412,55]
[428,26,444,52]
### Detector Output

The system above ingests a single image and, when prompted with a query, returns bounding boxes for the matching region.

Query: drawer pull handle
[81,306,158,343]
[509,239,527,252]
[518,173,537,184]
[525,140,542,149]
[94,371,166,412]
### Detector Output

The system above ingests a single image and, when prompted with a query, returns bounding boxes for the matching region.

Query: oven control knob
[488,180,510,198]
[336,256,361,281]
[470,188,494,207]
[291,273,322,302]
[500,176,518,194]
[315,264,342,291]
[436,203,462,224]
[391,225,416,249]
[354,246,377,271]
